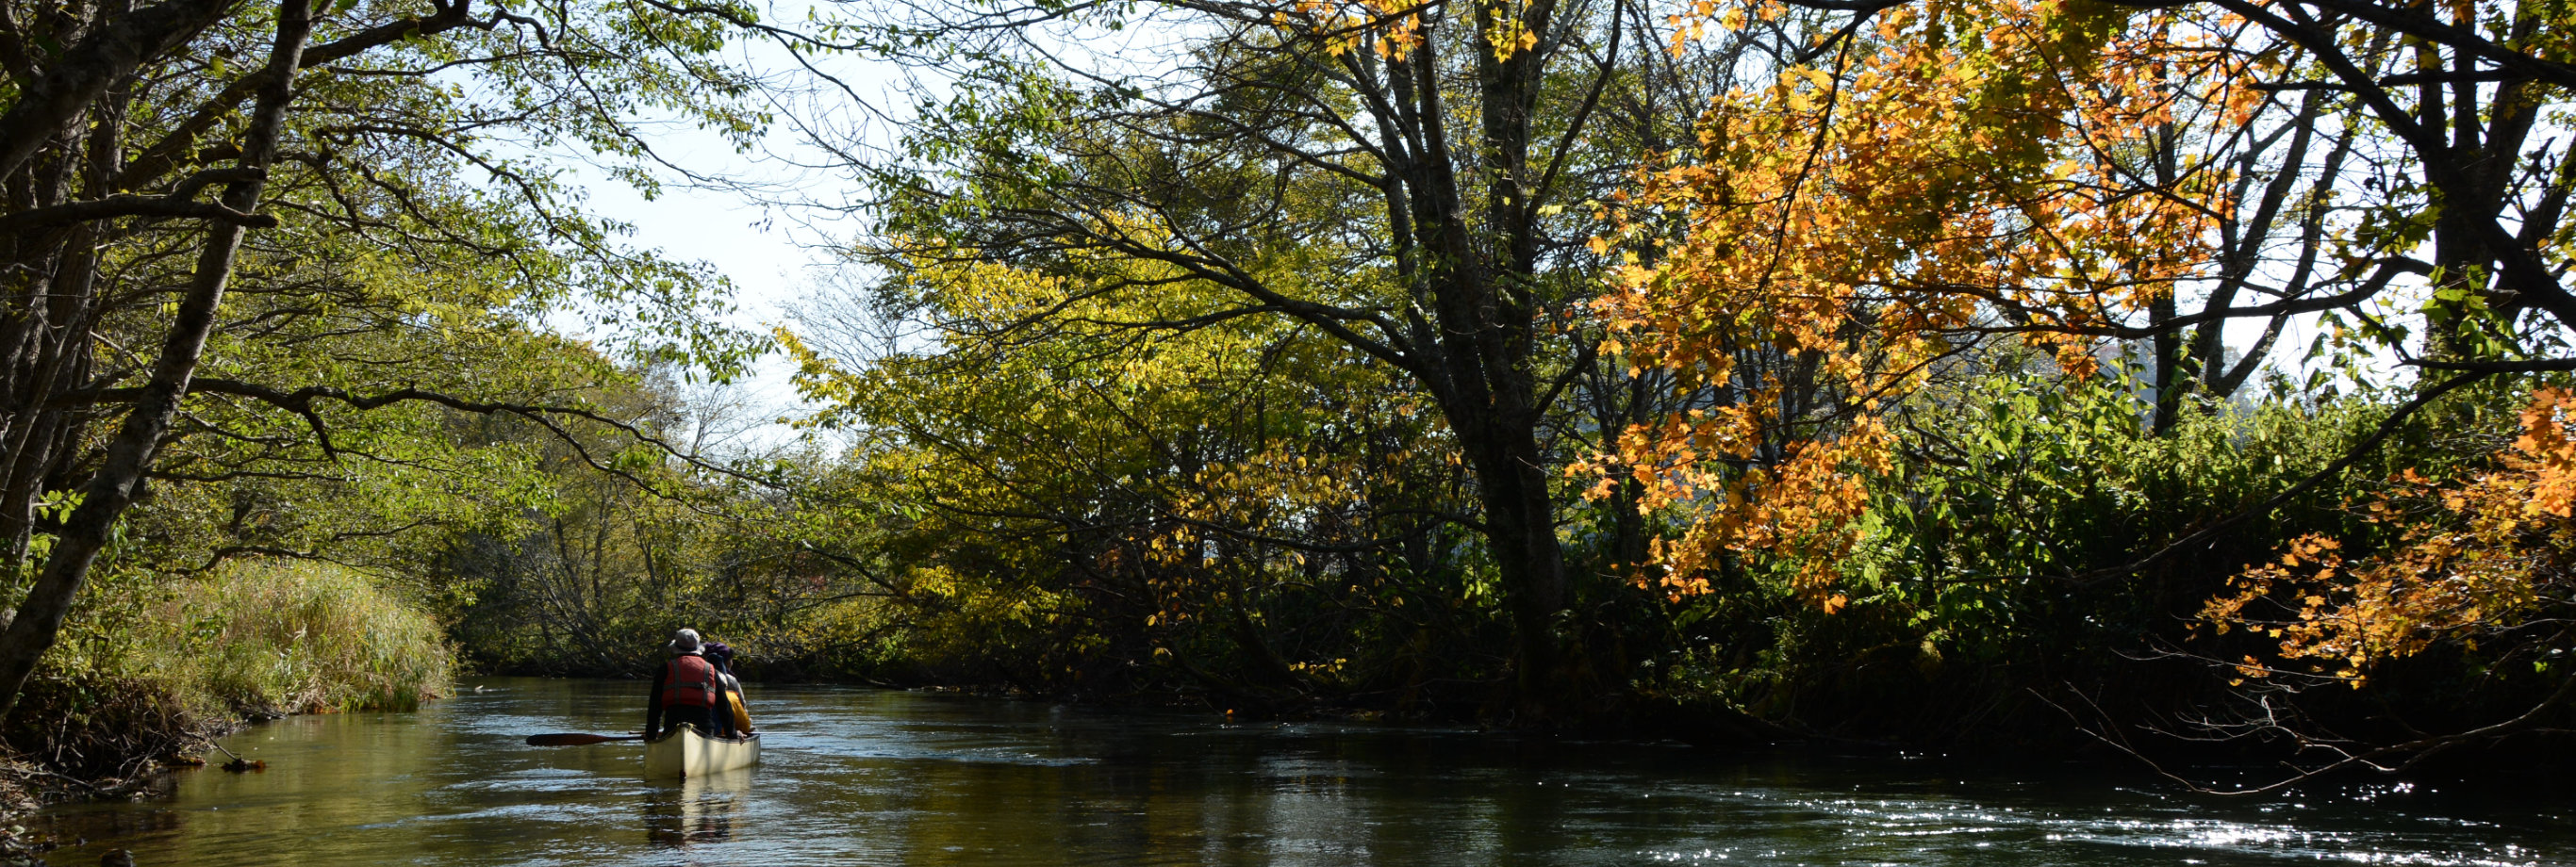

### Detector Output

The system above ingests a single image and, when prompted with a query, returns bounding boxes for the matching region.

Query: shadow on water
[24,677,2576,866]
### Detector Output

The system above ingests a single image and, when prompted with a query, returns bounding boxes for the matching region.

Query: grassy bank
[4,561,452,785]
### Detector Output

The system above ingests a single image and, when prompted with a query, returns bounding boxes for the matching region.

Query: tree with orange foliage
[1600,0,2576,766]
[2190,386,2576,785]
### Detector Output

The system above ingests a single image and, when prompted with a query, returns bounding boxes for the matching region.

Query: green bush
[1644,371,2469,743]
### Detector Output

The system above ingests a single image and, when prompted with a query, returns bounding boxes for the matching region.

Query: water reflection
[642,771,751,849]
[25,678,2576,866]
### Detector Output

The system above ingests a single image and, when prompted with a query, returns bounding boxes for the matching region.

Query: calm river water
[28,677,2576,866]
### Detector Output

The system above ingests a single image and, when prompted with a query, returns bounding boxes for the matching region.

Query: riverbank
[0,744,224,865]
[0,681,233,867]
[0,690,423,864]
[0,561,453,843]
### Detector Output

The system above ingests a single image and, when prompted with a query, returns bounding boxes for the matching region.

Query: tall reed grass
[5,561,453,778]
[138,560,454,716]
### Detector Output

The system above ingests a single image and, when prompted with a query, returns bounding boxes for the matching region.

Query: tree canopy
[8,0,2575,788]
[0,0,772,717]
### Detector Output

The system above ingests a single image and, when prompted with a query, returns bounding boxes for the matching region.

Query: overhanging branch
[59,378,777,489]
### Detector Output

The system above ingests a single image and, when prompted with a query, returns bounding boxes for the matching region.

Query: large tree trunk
[1384,1,1580,718]
[0,0,311,722]
[1464,421,1572,715]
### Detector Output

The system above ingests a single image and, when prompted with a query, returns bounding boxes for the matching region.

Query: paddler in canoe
[646,628,756,737]
[643,629,760,777]
[522,631,754,761]
[701,639,754,735]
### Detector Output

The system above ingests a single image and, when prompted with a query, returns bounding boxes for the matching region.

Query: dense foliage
[3,0,2572,794]
[0,0,801,784]
[752,0,2576,781]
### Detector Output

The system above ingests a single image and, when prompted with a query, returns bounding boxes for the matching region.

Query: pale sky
[549,14,899,456]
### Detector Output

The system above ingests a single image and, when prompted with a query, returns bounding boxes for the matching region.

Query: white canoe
[643,724,760,777]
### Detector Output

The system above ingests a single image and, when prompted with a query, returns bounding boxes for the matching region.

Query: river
[27,677,2574,865]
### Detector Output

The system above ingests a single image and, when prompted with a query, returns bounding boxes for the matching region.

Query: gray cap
[668,628,702,653]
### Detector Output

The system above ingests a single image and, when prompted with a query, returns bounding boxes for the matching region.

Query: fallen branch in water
[210,741,264,773]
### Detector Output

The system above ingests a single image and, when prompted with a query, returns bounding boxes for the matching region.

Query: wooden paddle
[525,732,647,746]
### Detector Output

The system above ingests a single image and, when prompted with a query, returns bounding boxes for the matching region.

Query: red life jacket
[662,654,719,708]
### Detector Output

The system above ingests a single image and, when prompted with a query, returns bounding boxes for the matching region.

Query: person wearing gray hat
[645,628,731,740]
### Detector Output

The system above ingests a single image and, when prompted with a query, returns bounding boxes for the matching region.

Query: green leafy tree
[0,0,773,719]
[813,0,1766,716]
[785,254,1488,706]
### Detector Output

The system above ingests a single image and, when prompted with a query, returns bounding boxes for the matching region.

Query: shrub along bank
[1,561,450,792]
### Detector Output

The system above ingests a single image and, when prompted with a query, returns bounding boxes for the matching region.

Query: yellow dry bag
[726,688,753,733]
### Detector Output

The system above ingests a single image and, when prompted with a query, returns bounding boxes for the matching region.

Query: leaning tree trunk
[0,0,313,722]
